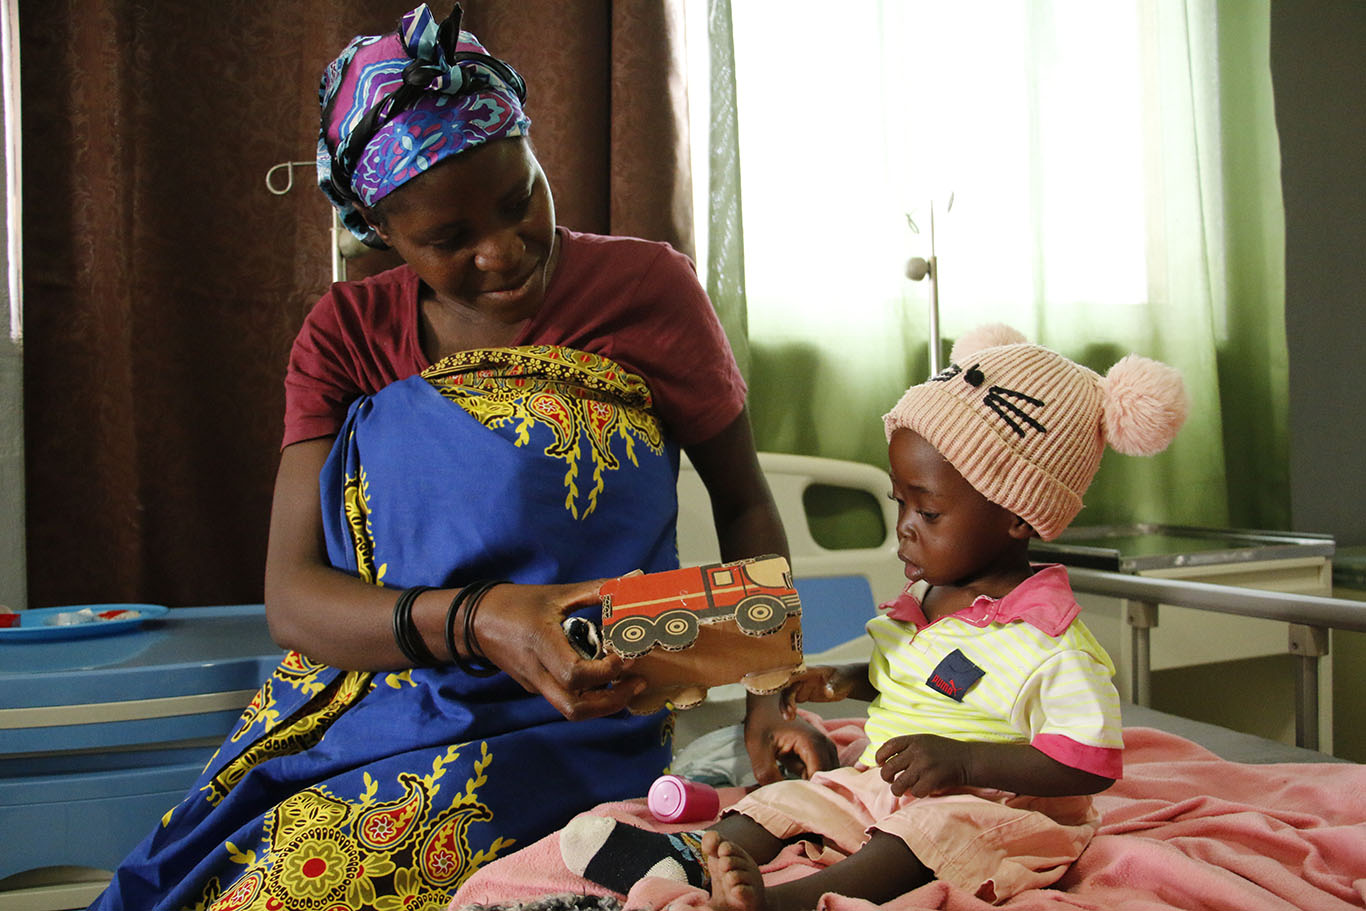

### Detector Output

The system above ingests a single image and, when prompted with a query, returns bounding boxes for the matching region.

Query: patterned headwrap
[317,3,532,247]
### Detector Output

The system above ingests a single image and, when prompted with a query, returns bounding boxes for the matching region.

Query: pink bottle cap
[648,774,720,824]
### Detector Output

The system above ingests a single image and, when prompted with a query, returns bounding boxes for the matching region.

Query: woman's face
[365,137,557,323]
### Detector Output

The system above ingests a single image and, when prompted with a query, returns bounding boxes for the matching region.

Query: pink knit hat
[883,324,1188,540]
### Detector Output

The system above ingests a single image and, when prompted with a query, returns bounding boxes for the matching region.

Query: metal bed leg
[1289,623,1329,751]
[1126,600,1159,707]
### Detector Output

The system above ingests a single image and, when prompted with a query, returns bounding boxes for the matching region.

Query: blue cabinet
[0,604,281,902]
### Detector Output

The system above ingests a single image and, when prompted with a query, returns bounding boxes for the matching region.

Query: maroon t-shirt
[283,228,747,449]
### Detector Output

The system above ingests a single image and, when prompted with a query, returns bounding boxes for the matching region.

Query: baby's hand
[875,733,972,797]
[780,665,858,716]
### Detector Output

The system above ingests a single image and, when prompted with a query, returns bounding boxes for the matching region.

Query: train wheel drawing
[734,595,787,636]
[655,610,699,650]
[608,616,657,658]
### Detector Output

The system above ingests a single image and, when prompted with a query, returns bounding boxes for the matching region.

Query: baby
[562,324,1187,910]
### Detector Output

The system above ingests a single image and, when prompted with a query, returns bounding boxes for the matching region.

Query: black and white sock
[560,815,709,893]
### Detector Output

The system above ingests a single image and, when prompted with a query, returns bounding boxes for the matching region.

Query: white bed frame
[677,451,903,607]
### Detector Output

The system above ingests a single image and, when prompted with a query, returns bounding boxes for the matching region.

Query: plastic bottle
[647,774,720,824]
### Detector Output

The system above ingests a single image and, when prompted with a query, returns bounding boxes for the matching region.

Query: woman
[90,6,833,910]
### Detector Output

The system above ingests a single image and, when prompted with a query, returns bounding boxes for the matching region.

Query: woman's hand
[744,692,840,784]
[472,579,647,721]
[875,733,972,797]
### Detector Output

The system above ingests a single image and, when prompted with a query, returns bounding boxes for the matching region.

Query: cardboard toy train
[597,554,805,714]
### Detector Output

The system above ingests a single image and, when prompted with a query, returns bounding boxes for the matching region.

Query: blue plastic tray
[0,603,169,641]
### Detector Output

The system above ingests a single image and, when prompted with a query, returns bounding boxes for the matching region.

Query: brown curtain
[21,0,691,609]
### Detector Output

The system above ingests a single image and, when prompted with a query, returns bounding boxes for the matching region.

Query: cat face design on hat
[883,324,1188,540]
[929,360,1049,441]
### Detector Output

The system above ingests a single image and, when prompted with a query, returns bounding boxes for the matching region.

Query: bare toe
[702,831,766,911]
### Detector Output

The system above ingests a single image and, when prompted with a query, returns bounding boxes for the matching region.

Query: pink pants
[728,765,1099,904]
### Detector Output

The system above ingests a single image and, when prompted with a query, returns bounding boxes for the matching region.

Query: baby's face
[887,428,1022,588]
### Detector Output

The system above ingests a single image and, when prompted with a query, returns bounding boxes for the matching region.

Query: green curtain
[706,0,1289,533]
[1212,0,1291,530]
[704,0,751,379]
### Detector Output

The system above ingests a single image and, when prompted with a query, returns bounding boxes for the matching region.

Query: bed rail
[1067,567,1366,751]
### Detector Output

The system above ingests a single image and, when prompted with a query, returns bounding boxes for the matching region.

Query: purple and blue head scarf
[317,3,532,247]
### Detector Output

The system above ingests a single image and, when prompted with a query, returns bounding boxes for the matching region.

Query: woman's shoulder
[548,228,702,316]
[558,227,677,253]
[293,262,422,375]
[321,263,420,312]
[300,264,421,345]
[556,228,696,278]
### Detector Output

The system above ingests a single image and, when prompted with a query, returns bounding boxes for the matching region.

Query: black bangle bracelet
[443,583,480,670]
[391,585,418,661]
[461,580,503,677]
[465,580,509,671]
[392,585,440,667]
[445,579,506,677]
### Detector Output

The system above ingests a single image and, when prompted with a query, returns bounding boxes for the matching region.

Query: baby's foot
[702,830,766,911]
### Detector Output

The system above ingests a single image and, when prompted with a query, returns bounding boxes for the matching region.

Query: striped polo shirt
[860,564,1123,779]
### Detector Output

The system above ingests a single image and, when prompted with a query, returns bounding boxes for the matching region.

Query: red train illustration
[598,555,805,713]
[601,556,802,658]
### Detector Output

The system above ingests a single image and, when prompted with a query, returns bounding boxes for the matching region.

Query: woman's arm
[684,409,840,783]
[264,439,412,667]
[263,439,643,719]
[681,407,786,562]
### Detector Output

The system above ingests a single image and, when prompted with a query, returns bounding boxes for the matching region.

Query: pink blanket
[451,719,1366,911]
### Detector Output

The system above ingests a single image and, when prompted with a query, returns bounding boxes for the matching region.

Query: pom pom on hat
[948,323,1028,364]
[1102,354,1189,456]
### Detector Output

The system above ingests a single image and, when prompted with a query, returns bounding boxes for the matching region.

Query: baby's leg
[737,831,933,911]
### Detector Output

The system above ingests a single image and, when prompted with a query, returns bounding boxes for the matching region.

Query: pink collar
[882,564,1080,637]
